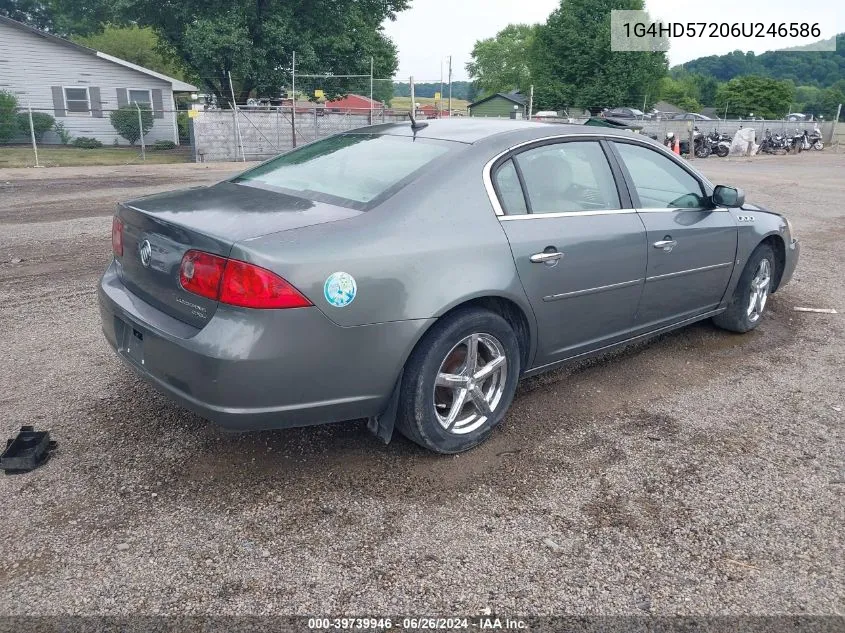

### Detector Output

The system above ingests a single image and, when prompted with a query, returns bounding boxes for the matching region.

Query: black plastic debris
[1,426,57,474]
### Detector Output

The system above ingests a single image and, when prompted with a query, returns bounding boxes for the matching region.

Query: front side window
[614,142,708,209]
[128,89,152,106]
[64,87,90,114]
[234,134,455,209]
[514,141,621,214]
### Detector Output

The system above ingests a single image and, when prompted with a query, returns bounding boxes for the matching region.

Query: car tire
[712,243,776,333]
[396,307,521,453]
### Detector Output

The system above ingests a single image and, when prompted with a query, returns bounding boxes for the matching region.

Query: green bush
[16,111,55,142]
[109,105,153,145]
[53,121,72,145]
[152,139,177,150]
[177,111,190,141]
[72,136,103,149]
[0,90,19,143]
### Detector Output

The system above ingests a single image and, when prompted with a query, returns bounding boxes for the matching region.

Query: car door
[609,140,737,329]
[493,139,647,368]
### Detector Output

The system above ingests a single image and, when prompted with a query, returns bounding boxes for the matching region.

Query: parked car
[99,120,799,453]
[604,107,650,120]
[785,113,808,122]
[672,113,713,121]
[533,110,560,119]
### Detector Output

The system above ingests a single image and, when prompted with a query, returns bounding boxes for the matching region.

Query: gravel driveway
[0,155,842,618]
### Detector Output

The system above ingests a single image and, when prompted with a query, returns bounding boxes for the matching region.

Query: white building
[0,15,197,145]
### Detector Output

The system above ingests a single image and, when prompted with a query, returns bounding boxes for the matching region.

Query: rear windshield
[233,134,455,210]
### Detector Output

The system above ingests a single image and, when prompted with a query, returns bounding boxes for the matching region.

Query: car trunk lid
[116,182,361,328]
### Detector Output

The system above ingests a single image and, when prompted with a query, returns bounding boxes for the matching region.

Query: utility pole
[447,55,452,117]
[291,51,297,148]
[439,59,444,119]
[369,56,374,125]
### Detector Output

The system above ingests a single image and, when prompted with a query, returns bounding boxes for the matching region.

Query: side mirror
[713,185,745,208]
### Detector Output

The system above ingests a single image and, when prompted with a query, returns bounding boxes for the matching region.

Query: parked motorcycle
[786,129,804,153]
[706,129,731,157]
[759,129,789,154]
[808,125,824,150]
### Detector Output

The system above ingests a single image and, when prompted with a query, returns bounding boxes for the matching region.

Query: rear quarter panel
[229,142,535,332]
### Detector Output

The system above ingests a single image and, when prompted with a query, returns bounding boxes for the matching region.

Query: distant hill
[393,81,476,101]
[676,33,844,88]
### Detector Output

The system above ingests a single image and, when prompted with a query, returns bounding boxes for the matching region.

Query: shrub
[177,111,190,141]
[0,90,19,143]
[16,111,55,142]
[152,139,176,150]
[53,121,72,145]
[72,136,103,149]
[109,104,153,145]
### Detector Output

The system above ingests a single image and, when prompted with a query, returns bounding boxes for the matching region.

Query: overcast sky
[382,0,840,82]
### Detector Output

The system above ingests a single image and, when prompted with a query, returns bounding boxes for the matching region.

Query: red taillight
[179,250,312,309]
[112,217,123,257]
[179,250,226,300]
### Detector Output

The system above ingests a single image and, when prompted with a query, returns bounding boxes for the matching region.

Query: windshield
[233,134,455,209]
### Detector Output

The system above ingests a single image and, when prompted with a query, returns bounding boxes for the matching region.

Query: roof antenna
[408,75,428,131]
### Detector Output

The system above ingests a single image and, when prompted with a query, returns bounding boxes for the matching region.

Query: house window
[64,87,90,115]
[128,89,152,107]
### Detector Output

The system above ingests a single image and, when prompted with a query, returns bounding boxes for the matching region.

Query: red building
[324,94,383,113]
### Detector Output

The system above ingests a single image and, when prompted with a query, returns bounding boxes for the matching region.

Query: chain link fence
[191,106,412,162]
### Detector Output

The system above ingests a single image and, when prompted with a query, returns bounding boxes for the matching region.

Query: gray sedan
[99,120,799,453]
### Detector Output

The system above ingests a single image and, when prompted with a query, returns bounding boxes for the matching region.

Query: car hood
[122,181,362,242]
[741,201,784,218]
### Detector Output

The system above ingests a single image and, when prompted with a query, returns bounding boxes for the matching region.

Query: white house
[0,16,197,145]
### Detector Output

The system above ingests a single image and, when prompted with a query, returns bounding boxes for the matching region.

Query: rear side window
[614,142,707,209]
[493,159,527,214]
[234,134,454,209]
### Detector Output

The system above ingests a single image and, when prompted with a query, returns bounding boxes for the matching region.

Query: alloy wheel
[747,258,772,323]
[433,333,508,435]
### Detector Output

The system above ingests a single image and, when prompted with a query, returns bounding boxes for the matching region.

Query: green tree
[528,0,667,111]
[0,90,18,143]
[714,76,795,119]
[73,24,187,80]
[123,0,407,105]
[0,0,112,36]
[109,104,153,145]
[466,24,536,95]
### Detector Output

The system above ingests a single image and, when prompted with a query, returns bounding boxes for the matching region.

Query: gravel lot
[0,154,842,618]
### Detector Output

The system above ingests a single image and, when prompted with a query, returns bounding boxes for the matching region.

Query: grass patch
[0,145,191,168]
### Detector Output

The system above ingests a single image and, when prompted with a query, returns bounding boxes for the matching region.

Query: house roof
[469,91,527,109]
[325,94,384,108]
[0,15,197,92]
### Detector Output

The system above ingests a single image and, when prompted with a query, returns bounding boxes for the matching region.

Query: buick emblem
[139,239,152,268]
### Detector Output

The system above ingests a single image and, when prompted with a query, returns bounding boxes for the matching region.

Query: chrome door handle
[530,251,563,263]
[653,239,677,252]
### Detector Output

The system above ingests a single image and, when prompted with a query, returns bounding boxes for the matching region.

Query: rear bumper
[98,261,431,431]
[777,238,800,290]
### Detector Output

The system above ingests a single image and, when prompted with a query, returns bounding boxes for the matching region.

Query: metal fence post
[136,102,146,161]
[27,103,40,168]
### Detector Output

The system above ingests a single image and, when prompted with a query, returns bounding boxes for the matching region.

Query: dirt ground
[0,154,842,618]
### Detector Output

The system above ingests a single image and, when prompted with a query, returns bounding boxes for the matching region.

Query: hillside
[676,33,844,88]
